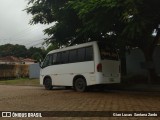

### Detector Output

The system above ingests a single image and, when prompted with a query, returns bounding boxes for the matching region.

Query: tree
[70,0,160,82]
[31,52,43,62]
[0,44,27,57]
[46,42,59,53]
[27,47,46,60]
[0,44,46,62]
[26,0,72,45]
[26,0,160,83]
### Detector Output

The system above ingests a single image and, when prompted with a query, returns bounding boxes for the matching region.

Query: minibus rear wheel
[74,78,87,92]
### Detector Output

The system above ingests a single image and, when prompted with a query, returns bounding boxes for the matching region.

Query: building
[0,56,36,65]
[0,56,21,64]
[20,58,37,65]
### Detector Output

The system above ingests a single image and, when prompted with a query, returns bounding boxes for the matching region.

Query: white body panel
[40,41,120,86]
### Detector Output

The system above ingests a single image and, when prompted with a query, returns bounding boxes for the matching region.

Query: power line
[0,24,52,47]
[9,26,46,42]
[24,38,46,48]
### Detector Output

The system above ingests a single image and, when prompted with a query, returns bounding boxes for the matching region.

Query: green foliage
[0,44,46,61]
[31,52,43,62]
[46,43,59,53]
[0,44,27,57]
[25,0,160,49]
[25,0,160,81]
[28,47,46,59]
[26,0,86,45]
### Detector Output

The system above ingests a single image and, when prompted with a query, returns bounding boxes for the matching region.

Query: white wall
[126,46,160,76]
[29,63,40,79]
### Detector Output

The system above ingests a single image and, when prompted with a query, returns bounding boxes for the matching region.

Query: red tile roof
[0,56,21,62]
[0,56,36,63]
[20,58,36,62]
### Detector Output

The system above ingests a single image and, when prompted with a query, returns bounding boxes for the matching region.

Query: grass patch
[0,78,40,86]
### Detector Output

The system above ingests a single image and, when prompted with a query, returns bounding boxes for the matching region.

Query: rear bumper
[96,73,120,84]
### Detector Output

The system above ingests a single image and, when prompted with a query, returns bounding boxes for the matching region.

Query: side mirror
[39,62,43,68]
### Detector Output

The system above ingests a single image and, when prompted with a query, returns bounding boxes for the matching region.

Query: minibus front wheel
[44,77,53,90]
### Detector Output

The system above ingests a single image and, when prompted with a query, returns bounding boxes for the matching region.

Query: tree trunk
[143,50,157,84]
[120,47,127,76]
[142,26,160,84]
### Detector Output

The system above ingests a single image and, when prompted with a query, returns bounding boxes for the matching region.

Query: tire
[44,77,53,90]
[74,78,87,92]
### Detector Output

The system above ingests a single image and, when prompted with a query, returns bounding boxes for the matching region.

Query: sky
[0,0,52,48]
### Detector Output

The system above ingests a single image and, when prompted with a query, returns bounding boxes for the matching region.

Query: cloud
[0,0,51,48]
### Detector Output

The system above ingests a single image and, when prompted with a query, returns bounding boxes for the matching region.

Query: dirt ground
[0,85,159,120]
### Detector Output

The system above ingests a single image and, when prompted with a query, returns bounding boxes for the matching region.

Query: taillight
[97,63,102,72]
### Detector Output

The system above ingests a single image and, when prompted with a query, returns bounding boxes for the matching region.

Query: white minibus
[40,41,120,92]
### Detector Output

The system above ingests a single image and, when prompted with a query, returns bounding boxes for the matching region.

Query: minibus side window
[55,52,61,64]
[52,53,57,65]
[61,51,69,64]
[85,46,93,61]
[77,48,85,62]
[69,50,77,63]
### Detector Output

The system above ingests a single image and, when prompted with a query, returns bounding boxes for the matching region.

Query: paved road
[0,85,159,120]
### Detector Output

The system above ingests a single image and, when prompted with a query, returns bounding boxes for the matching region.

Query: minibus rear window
[98,42,119,60]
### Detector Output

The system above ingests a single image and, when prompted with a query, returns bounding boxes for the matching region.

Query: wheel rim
[44,78,52,90]
[45,80,51,87]
[75,78,86,92]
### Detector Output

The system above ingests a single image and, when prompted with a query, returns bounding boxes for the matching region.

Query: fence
[0,64,29,79]
[29,63,40,79]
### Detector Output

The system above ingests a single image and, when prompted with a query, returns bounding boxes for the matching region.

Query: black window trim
[43,45,94,66]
